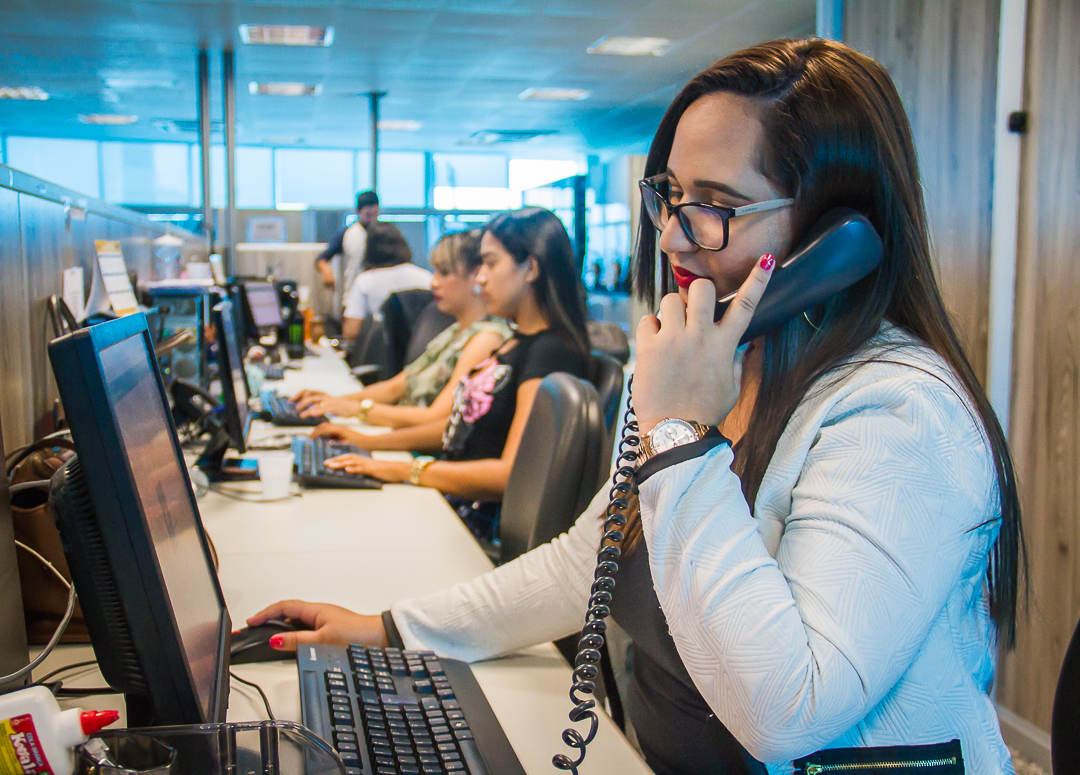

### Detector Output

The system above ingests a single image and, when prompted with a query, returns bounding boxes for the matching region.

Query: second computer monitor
[212,299,251,453]
[244,281,284,332]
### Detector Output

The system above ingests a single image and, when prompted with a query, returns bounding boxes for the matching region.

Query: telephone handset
[714,207,884,337]
[553,208,884,773]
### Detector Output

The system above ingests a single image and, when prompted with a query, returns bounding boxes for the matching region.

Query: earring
[472,284,482,295]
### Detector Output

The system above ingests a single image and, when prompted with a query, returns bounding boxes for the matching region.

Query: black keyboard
[266,394,326,426]
[298,643,525,775]
[263,363,288,381]
[291,437,382,489]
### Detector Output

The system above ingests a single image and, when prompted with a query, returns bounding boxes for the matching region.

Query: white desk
[37,346,652,775]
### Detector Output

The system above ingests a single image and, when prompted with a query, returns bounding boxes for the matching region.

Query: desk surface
[37,346,652,775]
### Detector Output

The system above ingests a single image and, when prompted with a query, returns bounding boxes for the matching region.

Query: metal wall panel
[0,188,32,447]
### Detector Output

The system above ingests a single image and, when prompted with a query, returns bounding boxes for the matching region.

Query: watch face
[650,420,698,453]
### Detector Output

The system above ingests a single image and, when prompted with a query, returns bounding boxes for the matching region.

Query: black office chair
[404,301,455,366]
[381,289,439,376]
[497,373,604,566]
[347,315,391,384]
[592,353,625,433]
[1053,610,1080,773]
[587,321,631,365]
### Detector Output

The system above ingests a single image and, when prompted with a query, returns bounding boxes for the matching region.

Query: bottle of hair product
[0,686,118,775]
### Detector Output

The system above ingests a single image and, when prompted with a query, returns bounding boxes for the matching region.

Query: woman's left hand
[324,454,411,483]
[633,254,774,435]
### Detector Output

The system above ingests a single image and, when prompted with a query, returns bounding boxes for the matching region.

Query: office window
[275,148,353,208]
[509,158,581,208]
[189,145,226,208]
[6,137,101,198]
[101,142,190,205]
[433,153,507,188]
[356,151,426,208]
[432,153,507,211]
[235,147,274,209]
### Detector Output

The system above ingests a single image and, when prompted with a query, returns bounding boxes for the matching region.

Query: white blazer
[392,328,1014,774]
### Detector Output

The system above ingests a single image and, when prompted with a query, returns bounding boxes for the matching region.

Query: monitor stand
[196,424,259,483]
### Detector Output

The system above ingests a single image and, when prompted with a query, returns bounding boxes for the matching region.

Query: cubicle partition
[0,164,208,448]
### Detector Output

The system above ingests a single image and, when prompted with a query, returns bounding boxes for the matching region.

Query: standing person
[250,38,1024,775]
[315,190,380,326]
[340,222,432,341]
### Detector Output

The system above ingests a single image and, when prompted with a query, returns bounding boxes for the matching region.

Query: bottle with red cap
[0,685,119,775]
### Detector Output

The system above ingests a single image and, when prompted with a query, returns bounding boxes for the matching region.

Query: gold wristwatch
[408,457,435,486]
[639,419,713,464]
[357,398,375,423]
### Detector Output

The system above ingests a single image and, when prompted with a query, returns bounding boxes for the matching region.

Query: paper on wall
[84,240,139,319]
[62,266,85,321]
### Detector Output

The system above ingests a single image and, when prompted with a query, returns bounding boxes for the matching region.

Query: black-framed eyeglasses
[638,173,794,251]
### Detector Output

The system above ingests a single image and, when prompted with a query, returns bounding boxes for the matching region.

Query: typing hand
[324,455,410,484]
[292,389,329,410]
[310,423,367,445]
[248,600,389,650]
[303,397,361,419]
[633,254,774,435]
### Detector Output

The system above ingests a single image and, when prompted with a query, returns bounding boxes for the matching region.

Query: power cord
[0,541,76,686]
[229,671,275,720]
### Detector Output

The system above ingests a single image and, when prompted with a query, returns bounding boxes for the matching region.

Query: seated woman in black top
[316,207,591,533]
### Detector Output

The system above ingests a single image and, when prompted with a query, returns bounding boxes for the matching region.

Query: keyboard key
[445,763,465,771]
[450,720,469,730]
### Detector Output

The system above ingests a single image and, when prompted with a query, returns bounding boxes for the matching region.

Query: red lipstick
[670,264,707,290]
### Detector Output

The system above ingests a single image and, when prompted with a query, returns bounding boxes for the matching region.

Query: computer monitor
[244,280,284,331]
[195,300,253,479]
[47,313,230,726]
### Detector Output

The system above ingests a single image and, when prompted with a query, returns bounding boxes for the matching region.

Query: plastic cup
[257,451,295,500]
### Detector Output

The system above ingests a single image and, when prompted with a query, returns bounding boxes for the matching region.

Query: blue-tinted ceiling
[0,0,816,155]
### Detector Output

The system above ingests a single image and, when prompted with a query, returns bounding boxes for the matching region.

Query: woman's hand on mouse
[633,254,774,435]
[247,600,388,650]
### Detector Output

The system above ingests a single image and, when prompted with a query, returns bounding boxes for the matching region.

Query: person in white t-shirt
[341,222,433,340]
[315,190,380,321]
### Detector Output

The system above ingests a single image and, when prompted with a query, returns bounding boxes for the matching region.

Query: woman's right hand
[292,389,329,409]
[247,600,388,651]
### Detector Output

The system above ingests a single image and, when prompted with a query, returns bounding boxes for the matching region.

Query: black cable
[33,659,99,686]
[229,671,275,720]
[553,375,638,774]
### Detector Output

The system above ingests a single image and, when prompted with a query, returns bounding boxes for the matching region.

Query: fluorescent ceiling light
[519,87,589,101]
[240,25,334,46]
[103,75,177,90]
[79,114,138,125]
[377,120,423,132]
[277,203,309,210]
[249,82,321,96]
[587,36,672,56]
[0,86,49,100]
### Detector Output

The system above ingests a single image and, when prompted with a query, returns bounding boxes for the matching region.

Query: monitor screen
[244,281,283,329]
[48,314,230,726]
[212,300,250,452]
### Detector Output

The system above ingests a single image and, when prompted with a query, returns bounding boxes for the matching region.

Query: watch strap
[635,426,731,486]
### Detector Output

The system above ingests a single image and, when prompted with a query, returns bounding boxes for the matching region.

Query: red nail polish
[269,635,284,649]
[760,254,775,271]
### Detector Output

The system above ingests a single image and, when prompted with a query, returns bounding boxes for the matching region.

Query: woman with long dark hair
[316,207,591,542]
[251,39,1023,774]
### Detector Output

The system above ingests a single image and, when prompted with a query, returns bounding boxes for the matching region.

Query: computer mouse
[230,618,300,664]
